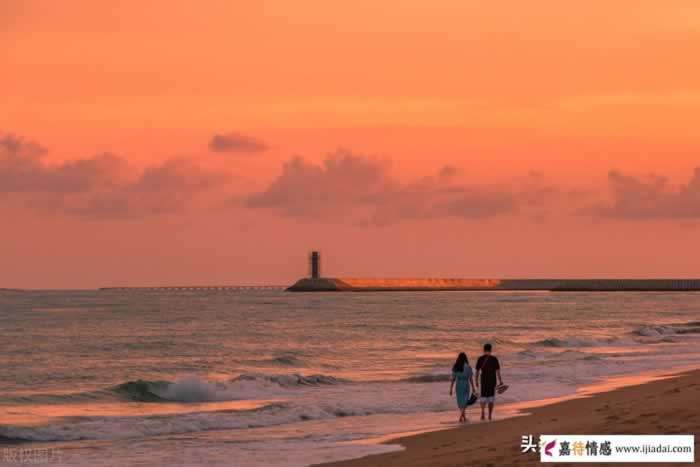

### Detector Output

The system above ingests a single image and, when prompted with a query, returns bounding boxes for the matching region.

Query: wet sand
[318,370,699,467]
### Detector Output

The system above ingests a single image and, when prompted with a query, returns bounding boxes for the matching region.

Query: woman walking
[449,352,476,422]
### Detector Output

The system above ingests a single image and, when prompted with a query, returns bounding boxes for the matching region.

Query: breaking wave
[230,373,348,387]
[111,374,350,403]
[533,337,602,348]
[5,373,354,406]
[633,321,700,337]
[113,380,172,401]
[530,321,700,349]
[633,325,677,337]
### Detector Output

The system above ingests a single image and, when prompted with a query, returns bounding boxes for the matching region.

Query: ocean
[1,290,699,466]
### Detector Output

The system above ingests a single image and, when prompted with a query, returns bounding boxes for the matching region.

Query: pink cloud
[592,168,700,219]
[246,149,547,224]
[1,132,229,219]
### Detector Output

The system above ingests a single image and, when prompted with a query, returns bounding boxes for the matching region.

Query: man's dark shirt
[476,354,500,397]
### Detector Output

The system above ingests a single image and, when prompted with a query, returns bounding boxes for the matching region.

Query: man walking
[475,343,503,420]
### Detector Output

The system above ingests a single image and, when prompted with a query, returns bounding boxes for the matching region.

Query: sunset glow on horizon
[3,1,700,288]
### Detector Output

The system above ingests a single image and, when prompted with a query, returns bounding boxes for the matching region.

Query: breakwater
[99,285,286,292]
[287,278,700,292]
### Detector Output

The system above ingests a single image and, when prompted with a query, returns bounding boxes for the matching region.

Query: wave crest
[533,337,599,348]
[230,373,348,387]
[633,326,677,337]
[113,380,170,402]
[111,373,348,403]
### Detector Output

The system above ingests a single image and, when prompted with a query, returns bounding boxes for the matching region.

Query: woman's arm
[469,375,476,393]
[449,376,455,395]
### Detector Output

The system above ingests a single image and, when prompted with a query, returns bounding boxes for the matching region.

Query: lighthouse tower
[309,251,321,280]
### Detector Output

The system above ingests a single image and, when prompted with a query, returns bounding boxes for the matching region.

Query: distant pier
[99,285,286,292]
[97,251,700,293]
[286,278,700,292]
[285,251,700,292]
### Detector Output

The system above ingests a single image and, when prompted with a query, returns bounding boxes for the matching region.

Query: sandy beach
[319,370,699,467]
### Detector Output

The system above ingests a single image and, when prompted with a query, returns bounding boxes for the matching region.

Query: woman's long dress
[453,365,473,409]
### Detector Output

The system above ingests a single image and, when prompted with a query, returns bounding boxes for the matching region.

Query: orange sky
[2,1,700,288]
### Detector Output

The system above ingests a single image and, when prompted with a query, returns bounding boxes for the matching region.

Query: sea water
[1,290,699,466]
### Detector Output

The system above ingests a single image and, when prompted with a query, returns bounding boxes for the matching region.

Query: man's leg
[488,402,494,420]
[480,402,486,420]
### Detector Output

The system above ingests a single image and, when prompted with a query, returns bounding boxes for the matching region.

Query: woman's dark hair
[452,352,469,373]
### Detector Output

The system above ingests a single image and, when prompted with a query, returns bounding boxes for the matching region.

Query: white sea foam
[154,375,219,402]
